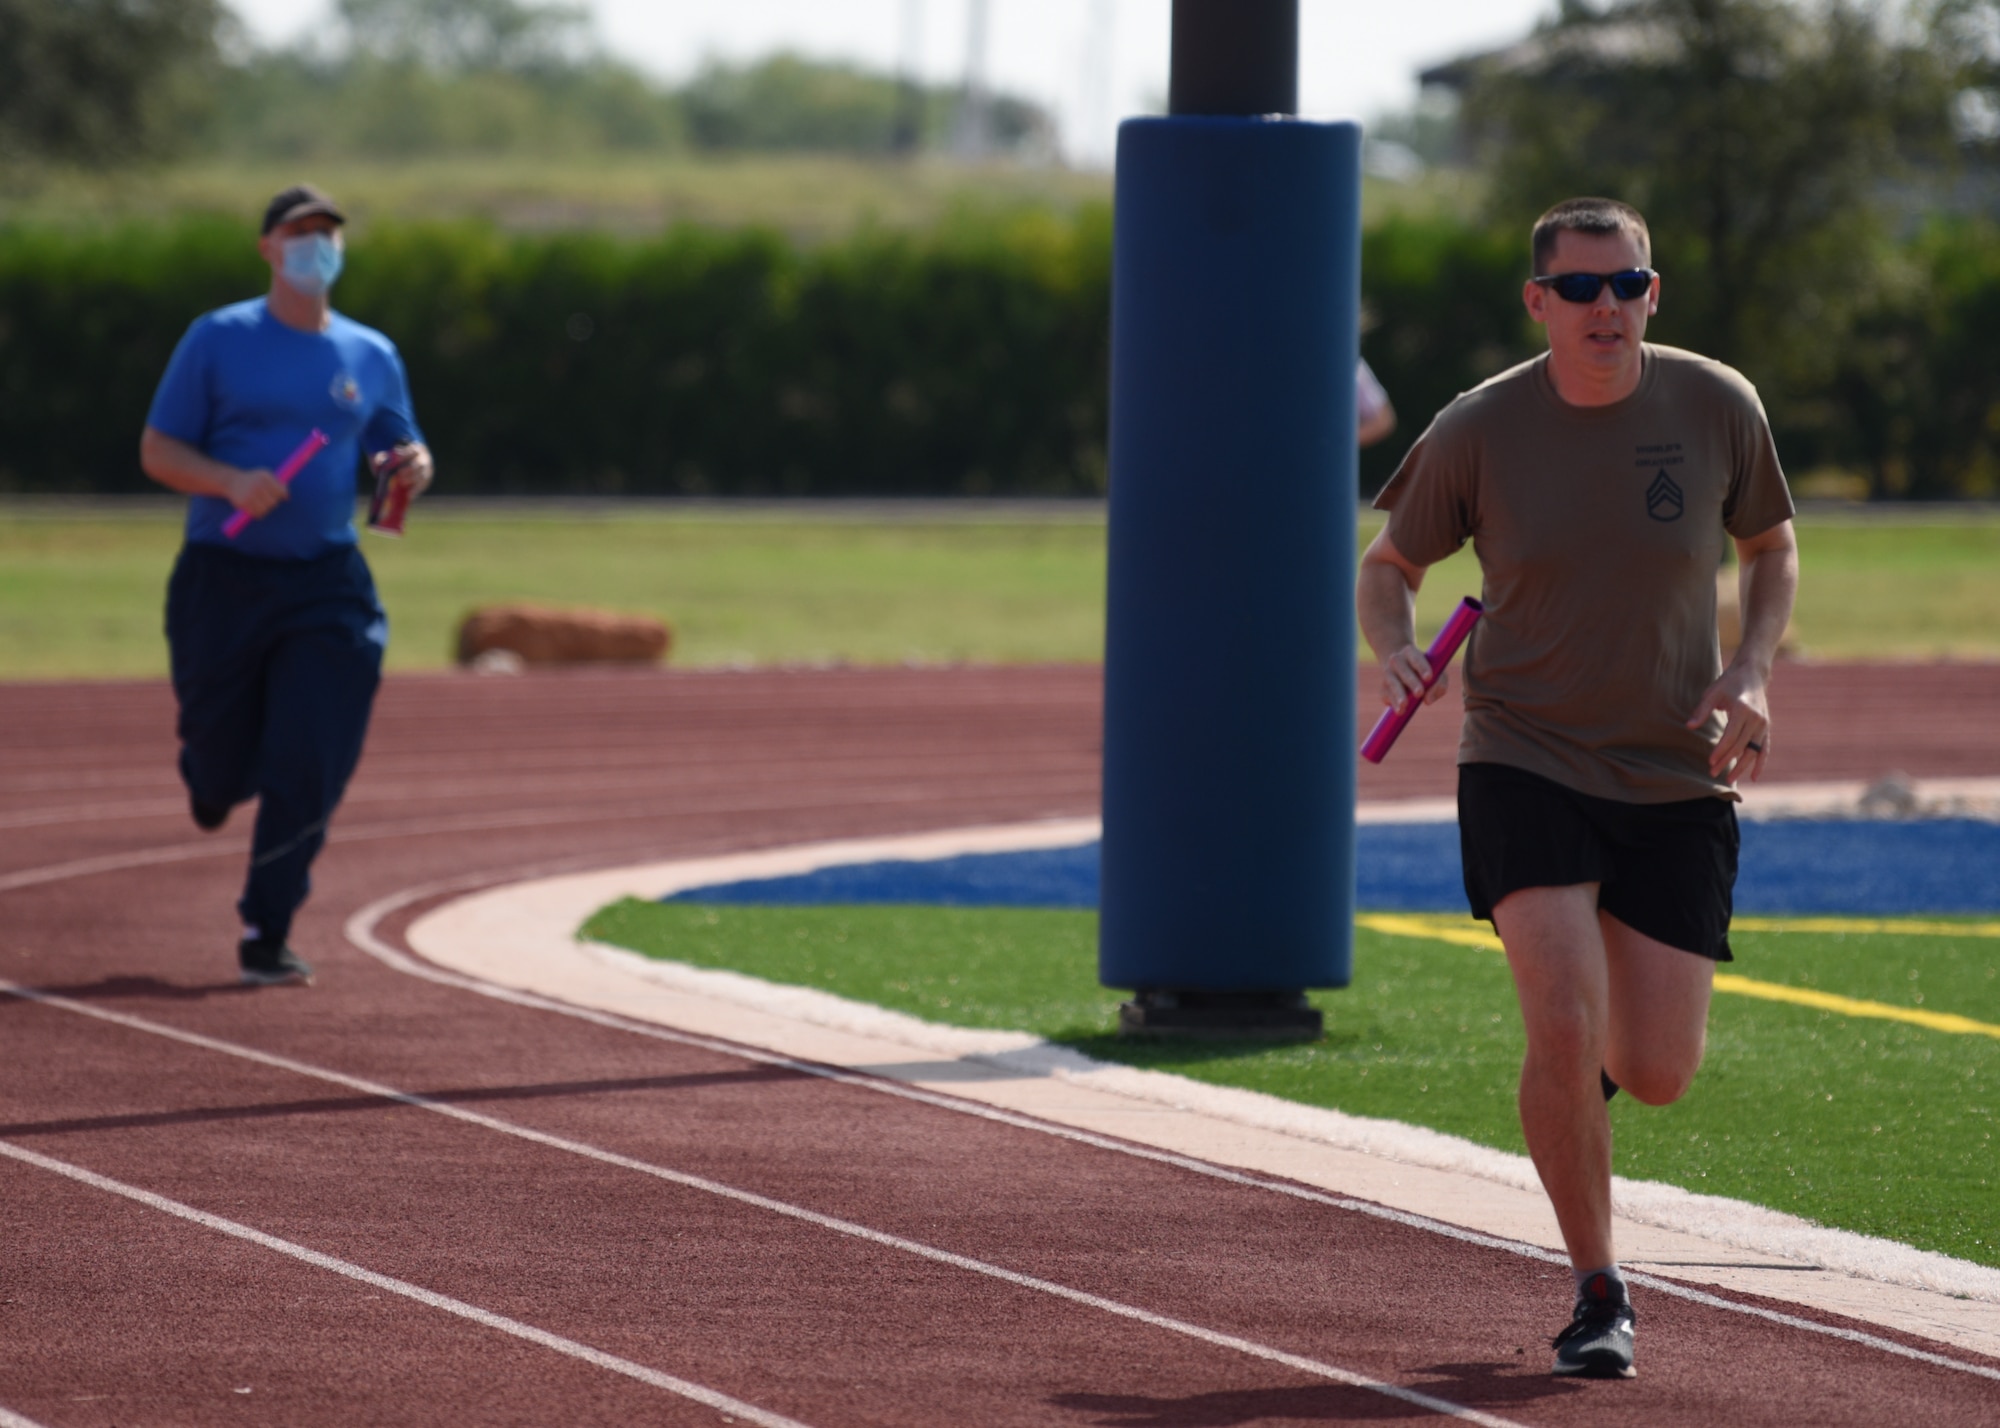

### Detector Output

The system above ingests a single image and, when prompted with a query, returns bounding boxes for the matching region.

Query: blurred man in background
[139,183,433,987]
[1357,358,1396,448]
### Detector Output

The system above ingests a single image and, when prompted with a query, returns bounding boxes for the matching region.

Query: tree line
[4,0,1998,499]
[0,0,1057,166]
[1435,0,2000,497]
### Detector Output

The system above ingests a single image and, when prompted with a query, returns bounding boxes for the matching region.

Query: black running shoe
[239,938,313,987]
[190,794,230,832]
[1552,1273,1635,1378]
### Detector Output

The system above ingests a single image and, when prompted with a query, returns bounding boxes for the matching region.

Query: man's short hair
[1531,198,1651,275]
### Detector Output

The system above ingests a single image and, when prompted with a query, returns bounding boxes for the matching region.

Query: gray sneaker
[239,939,313,987]
[1551,1273,1635,1378]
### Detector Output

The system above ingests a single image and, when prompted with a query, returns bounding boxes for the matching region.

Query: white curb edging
[400,816,2000,1359]
[579,938,2000,1306]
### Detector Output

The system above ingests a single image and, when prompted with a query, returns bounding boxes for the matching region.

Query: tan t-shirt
[1374,344,1795,803]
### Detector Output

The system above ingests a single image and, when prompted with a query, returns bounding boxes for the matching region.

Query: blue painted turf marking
[665,821,2000,916]
[671,845,1103,909]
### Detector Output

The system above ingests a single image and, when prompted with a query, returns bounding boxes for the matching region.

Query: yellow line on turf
[1354,913,2000,1041]
[1734,915,2000,939]
[1707,974,2000,1038]
[1357,912,1504,953]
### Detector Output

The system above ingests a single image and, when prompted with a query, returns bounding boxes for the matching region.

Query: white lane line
[0,810,673,893]
[0,785,1427,835]
[0,783,1023,893]
[0,761,999,833]
[0,799,189,832]
[0,1139,812,1428]
[1,980,1527,1428]
[0,1405,52,1428]
[0,840,250,894]
[343,878,2000,1387]
[0,809,708,894]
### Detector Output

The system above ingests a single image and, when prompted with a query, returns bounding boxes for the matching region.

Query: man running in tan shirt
[1357,197,1799,1379]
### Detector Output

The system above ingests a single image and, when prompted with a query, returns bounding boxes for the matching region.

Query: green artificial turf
[582,898,1999,1269]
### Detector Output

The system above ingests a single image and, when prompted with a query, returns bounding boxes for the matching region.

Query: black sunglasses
[1531,268,1657,303]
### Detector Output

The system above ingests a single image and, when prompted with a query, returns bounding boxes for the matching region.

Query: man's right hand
[1381,644,1447,715]
[1359,526,1445,714]
[228,467,289,518]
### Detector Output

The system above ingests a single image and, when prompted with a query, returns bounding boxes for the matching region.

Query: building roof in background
[1419,20,1676,92]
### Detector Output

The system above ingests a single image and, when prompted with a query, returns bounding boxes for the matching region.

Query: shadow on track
[1405,1359,1588,1407]
[0,975,255,1002]
[1049,1365,1580,1424]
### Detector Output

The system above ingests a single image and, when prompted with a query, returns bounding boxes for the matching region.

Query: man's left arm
[365,349,433,498]
[1687,519,1799,784]
[379,441,435,497]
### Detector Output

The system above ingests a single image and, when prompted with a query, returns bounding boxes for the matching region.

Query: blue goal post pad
[1100,115,1362,993]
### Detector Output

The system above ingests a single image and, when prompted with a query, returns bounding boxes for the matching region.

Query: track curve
[2,665,1996,1427]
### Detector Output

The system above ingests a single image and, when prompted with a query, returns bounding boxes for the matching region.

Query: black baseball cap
[260,184,346,236]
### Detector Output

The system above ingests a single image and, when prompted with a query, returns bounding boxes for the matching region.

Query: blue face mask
[279,231,344,296]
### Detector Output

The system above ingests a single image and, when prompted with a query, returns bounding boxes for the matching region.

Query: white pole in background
[1078,0,1116,168]
[895,0,926,153]
[953,0,992,159]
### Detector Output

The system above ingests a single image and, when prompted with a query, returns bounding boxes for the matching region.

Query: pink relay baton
[221,429,329,538]
[1360,597,1484,764]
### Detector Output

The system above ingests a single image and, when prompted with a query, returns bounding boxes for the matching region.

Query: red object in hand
[367,448,415,536]
[1360,597,1484,764]
[222,429,329,538]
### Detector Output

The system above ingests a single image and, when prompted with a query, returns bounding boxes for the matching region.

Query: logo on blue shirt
[146,299,424,561]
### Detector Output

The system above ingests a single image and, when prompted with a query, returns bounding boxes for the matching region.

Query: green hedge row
[0,210,1115,496]
[3,210,1995,498]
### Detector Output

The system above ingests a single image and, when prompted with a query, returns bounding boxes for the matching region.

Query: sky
[224,0,1557,164]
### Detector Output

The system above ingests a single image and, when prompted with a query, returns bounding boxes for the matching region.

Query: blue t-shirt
[146,298,424,561]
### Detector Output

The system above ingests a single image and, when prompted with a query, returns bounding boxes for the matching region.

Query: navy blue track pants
[166,542,386,946]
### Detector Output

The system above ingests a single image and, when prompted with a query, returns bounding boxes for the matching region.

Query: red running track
[1,666,1997,1427]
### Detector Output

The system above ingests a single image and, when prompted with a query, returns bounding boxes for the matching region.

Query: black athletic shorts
[1457,762,1739,961]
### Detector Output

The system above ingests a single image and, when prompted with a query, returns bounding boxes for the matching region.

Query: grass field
[0,156,1107,242]
[3,501,1998,679]
[0,155,1470,240]
[582,898,1999,1269]
[0,504,1111,678]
